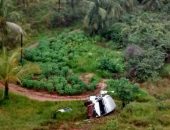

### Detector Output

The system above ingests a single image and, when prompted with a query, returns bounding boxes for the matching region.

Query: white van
[85,91,116,118]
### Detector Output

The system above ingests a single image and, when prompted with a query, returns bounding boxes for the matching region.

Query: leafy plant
[107,78,141,107]
[98,56,124,73]
[126,46,165,81]
[0,48,40,99]
[22,32,124,95]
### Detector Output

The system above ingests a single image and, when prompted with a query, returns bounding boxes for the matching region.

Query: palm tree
[83,0,136,35]
[0,0,25,62]
[0,0,24,37]
[142,0,163,10]
[0,48,40,99]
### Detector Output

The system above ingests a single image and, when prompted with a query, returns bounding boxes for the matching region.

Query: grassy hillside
[0,0,170,130]
[0,90,86,130]
[0,81,170,130]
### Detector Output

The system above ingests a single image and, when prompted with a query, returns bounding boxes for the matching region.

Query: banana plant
[0,48,40,99]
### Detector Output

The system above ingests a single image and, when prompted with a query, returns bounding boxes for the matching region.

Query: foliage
[160,64,170,78]
[126,46,165,81]
[23,32,122,95]
[0,48,40,99]
[0,0,24,49]
[99,11,170,81]
[101,23,124,47]
[107,78,142,107]
[12,0,85,29]
[142,0,163,11]
[98,56,124,73]
[83,0,136,35]
[124,44,144,60]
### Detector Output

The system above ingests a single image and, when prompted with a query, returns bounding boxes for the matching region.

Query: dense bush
[102,23,125,48]
[107,78,146,107]
[100,12,169,81]
[22,74,98,95]
[126,46,165,81]
[98,56,124,73]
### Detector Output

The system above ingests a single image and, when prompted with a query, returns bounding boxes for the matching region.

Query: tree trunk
[71,0,74,9]
[58,0,61,11]
[3,81,9,100]
[20,33,23,65]
[122,102,126,108]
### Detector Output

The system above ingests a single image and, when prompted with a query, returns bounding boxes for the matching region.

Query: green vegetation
[0,0,170,130]
[0,48,39,99]
[0,85,169,130]
[0,90,86,130]
[107,78,150,107]
[22,31,124,95]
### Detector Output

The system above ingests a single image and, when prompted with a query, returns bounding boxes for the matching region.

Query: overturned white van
[85,91,116,118]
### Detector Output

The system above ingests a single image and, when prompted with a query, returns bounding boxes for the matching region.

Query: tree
[142,0,163,10]
[0,0,25,62]
[0,48,40,99]
[83,0,136,35]
[107,78,139,108]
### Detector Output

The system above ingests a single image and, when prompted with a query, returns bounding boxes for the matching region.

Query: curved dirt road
[0,81,107,102]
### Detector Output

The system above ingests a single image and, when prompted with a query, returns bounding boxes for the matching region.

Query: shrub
[22,79,33,88]
[46,82,54,93]
[160,64,170,78]
[124,44,144,60]
[98,57,124,73]
[126,47,165,81]
[107,78,141,107]
[102,23,125,48]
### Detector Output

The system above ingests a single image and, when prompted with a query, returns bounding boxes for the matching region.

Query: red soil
[0,80,107,102]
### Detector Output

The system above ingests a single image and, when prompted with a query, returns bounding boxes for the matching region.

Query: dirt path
[0,80,107,102]
[27,42,39,49]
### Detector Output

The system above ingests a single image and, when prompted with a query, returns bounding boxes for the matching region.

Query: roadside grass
[90,78,170,130]
[64,78,170,130]
[0,90,86,130]
[88,100,170,130]
[141,78,170,100]
[0,82,170,130]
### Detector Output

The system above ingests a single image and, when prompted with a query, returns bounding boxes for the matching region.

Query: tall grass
[0,90,86,130]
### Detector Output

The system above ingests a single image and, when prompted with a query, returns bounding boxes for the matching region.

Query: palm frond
[16,63,41,79]
[6,22,24,34]
[0,48,40,85]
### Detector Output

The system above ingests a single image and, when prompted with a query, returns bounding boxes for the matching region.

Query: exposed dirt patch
[80,73,94,84]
